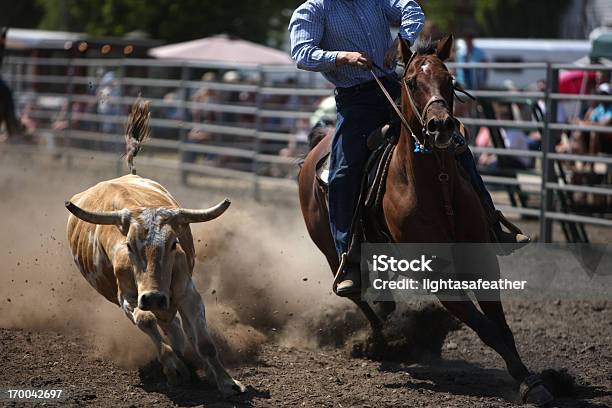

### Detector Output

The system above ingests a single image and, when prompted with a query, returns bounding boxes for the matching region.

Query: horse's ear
[397,36,412,66]
[436,34,454,61]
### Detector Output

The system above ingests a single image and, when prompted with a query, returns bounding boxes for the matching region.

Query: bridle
[370,53,475,230]
[370,53,473,152]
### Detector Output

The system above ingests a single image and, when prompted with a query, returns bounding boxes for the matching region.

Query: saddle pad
[314,142,389,209]
[315,152,331,187]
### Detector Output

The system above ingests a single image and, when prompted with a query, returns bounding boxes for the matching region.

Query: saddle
[315,123,400,244]
[315,119,470,245]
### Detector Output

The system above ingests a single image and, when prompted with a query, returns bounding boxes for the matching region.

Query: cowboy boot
[487,208,531,255]
[335,224,363,296]
[335,253,361,296]
[453,138,531,256]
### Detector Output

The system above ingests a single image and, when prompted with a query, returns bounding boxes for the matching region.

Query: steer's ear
[398,36,413,66]
[436,34,454,62]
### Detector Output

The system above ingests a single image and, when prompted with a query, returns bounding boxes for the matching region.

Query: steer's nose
[138,291,169,311]
[426,116,455,135]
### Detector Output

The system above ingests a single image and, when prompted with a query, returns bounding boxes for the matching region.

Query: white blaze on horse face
[421,63,430,74]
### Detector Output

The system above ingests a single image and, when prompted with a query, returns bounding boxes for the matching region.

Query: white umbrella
[149,34,293,65]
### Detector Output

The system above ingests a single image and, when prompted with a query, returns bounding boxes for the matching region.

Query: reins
[369,55,474,153]
[369,54,464,235]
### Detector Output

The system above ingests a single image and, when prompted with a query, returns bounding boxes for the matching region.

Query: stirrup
[491,210,531,255]
[333,253,361,297]
[496,210,524,235]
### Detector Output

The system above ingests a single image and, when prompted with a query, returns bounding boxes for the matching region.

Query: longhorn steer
[65,104,245,395]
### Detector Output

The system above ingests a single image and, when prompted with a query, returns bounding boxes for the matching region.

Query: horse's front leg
[439,295,553,406]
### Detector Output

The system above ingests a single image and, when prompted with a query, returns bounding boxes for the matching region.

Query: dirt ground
[0,151,611,407]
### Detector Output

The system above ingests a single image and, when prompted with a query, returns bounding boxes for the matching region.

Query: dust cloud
[0,154,456,370]
[0,155,355,369]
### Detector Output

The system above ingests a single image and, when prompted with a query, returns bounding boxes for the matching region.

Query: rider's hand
[336,51,372,70]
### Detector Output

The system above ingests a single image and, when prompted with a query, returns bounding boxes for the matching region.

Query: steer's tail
[124,98,151,175]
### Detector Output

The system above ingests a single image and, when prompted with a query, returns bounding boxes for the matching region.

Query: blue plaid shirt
[289,0,425,88]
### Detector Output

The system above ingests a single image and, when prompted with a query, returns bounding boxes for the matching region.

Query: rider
[289,0,529,296]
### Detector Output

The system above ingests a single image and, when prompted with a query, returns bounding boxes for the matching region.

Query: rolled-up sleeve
[288,2,338,72]
[382,0,425,44]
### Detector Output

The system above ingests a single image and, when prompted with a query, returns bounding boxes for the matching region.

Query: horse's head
[398,35,456,150]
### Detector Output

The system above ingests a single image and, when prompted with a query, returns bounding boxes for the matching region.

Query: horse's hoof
[520,374,554,406]
[219,378,247,397]
[364,333,388,360]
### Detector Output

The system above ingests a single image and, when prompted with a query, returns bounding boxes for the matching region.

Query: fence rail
[2,56,611,242]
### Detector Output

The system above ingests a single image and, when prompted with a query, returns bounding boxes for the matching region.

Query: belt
[336,76,391,94]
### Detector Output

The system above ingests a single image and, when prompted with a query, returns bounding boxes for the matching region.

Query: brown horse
[298,35,554,405]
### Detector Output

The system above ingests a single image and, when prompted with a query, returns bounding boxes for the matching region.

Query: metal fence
[1,56,611,242]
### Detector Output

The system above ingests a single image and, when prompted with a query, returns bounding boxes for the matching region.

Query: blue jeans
[456,148,495,212]
[329,77,400,256]
[329,79,495,257]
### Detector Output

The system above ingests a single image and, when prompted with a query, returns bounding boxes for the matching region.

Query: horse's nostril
[427,119,438,133]
[443,117,455,131]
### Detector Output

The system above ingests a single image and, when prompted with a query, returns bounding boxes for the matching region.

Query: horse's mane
[414,37,438,56]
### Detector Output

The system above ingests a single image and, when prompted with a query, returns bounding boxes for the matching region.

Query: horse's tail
[124,98,151,175]
[307,120,334,151]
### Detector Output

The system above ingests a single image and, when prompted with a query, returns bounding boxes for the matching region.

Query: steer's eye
[171,240,178,250]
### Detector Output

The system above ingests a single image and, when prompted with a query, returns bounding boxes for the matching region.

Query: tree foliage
[419,0,572,39]
[3,0,575,45]
[35,0,301,45]
[474,0,573,38]
[0,0,45,29]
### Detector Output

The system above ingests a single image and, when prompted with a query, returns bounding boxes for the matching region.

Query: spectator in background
[162,91,181,121]
[455,32,487,91]
[589,83,611,124]
[477,104,533,170]
[97,70,121,135]
[191,71,218,123]
[310,95,336,128]
[586,83,612,155]
[188,72,218,156]
[220,70,241,123]
[560,82,611,159]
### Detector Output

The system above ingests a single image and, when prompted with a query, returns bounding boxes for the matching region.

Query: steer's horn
[175,198,231,223]
[65,201,131,227]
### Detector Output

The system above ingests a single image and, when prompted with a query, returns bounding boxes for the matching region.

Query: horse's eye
[408,77,417,90]
[126,242,133,252]
[171,240,178,250]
